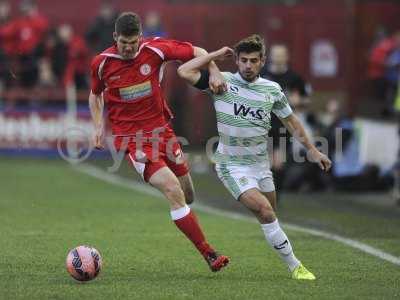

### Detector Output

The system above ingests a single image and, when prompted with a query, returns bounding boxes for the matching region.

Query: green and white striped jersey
[210,72,293,166]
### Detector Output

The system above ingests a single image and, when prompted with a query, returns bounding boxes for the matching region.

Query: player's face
[114,33,141,59]
[236,52,265,82]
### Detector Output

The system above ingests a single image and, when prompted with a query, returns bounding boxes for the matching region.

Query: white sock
[261,219,300,272]
[170,205,190,221]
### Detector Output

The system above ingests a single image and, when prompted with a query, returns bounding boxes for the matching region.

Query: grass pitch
[0,157,399,299]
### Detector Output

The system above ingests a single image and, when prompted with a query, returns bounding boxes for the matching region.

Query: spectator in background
[86,0,118,54]
[384,43,400,116]
[368,30,400,116]
[0,0,10,25]
[260,44,313,191]
[261,45,309,97]
[0,0,12,92]
[142,11,166,38]
[49,24,89,89]
[1,0,48,88]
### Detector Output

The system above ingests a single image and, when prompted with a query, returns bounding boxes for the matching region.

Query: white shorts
[215,163,275,200]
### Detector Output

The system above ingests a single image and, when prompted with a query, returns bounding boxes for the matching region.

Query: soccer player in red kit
[88,12,229,272]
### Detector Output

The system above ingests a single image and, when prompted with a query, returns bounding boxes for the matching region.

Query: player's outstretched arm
[192,47,233,94]
[280,113,332,171]
[88,91,105,149]
[178,47,234,86]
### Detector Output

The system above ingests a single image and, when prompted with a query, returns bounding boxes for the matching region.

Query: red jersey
[0,13,49,56]
[90,37,194,135]
[367,38,395,79]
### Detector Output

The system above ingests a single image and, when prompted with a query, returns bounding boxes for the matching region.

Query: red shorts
[113,125,189,182]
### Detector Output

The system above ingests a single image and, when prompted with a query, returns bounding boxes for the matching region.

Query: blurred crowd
[259,44,394,194]
[368,29,400,117]
[0,0,88,97]
[0,0,165,106]
[367,29,400,203]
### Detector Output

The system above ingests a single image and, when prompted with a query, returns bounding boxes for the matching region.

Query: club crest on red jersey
[140,64,151,76]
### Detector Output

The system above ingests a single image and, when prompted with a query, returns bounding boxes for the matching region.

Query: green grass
[0,157,399,299]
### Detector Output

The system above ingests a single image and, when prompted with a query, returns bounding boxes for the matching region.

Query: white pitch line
[75,164,400,267]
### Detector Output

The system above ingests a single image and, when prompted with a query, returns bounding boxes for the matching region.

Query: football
[66,245,102,282]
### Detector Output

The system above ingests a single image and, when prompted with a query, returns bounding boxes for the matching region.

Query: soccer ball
[66,245,102,282]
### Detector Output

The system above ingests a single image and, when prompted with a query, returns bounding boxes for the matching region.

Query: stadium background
[1,0,399,299]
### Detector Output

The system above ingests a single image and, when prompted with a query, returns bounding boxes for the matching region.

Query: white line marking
[75,164,400,267]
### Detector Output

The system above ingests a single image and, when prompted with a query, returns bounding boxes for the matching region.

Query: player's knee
[162,181,184,202]
[258,203,276,223]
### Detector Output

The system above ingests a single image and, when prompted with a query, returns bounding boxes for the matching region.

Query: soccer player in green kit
[178,35,332,280]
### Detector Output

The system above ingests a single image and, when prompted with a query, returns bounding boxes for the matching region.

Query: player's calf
[178,174,196,204]
[240,189,302,274]
[183,188,194,205]
[151,168,228,270]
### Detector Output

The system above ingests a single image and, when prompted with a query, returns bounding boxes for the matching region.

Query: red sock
[173,210,213,257]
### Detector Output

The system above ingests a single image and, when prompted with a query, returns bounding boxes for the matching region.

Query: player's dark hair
[234,34,266,58]
[115,12,142,36]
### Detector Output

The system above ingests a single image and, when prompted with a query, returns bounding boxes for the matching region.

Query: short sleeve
[90,56,106,95]
[150,38,194,62]
[271,87,293,119]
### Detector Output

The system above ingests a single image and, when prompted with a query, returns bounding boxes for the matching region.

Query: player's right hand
[213,47,234,61]
[93,126,104,150]
[208,47,234,95]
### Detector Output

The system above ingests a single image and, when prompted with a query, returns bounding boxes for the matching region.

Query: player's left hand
[308,148,332,172]
[209,71,227,95]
